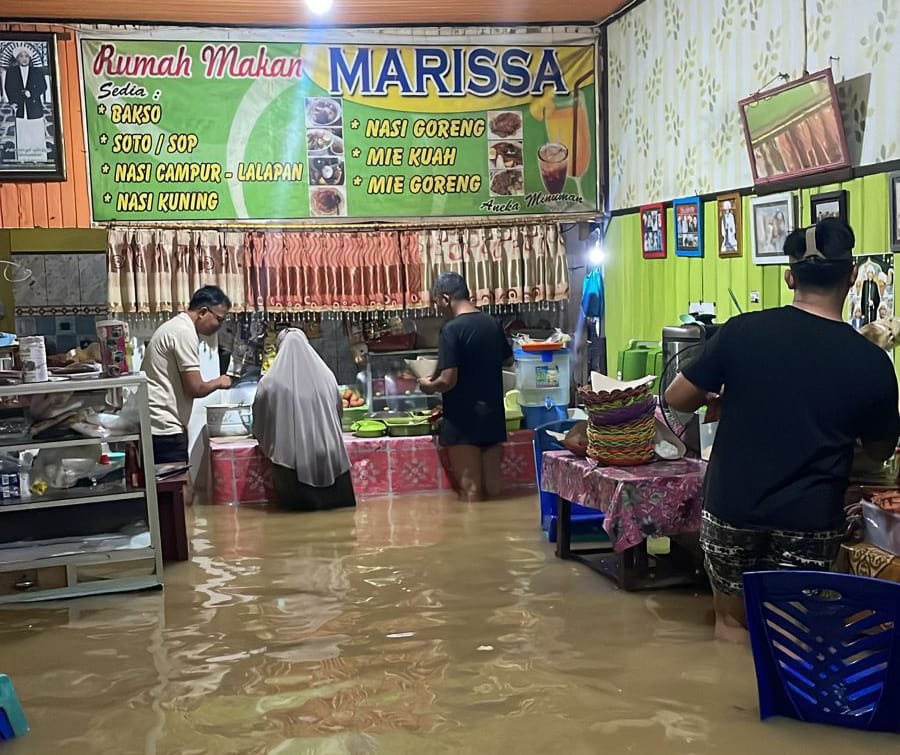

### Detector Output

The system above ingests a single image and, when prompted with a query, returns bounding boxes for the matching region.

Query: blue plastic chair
[533,420,606,542]
[743,570,900,733]
[0,674,28,740]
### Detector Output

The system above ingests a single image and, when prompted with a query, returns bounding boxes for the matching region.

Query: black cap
[786,219,855,264]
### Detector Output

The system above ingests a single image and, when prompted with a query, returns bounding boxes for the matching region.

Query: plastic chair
[533,420,606,542]
[743,570,900,733]
[0,674,28,740]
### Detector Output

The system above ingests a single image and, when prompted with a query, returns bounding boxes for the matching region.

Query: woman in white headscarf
[253,328,356,510]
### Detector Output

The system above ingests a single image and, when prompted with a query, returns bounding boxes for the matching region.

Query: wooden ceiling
[6,0,629,27]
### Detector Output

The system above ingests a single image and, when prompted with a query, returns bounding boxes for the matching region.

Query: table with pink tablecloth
[541,451,706,552]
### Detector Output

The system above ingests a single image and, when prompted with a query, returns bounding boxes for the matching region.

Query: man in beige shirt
[144,286,233,464]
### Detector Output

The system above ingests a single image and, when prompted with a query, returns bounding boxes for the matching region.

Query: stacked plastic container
[514,348,570,429]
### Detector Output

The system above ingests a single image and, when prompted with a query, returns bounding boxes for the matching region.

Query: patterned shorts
[700,511,843,595]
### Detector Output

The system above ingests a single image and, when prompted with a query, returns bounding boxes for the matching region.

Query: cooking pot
[207,403,253,438]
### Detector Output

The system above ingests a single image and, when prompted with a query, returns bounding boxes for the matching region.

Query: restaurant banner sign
[79,31,598,223]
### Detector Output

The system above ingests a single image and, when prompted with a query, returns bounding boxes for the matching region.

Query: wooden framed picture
[673,196,703,257]
[0,32,65,181]
[891,172,900,253]
[640,203,666,259]
[810,189,848,224]
[750,192,796,265]
[717,193,742,258]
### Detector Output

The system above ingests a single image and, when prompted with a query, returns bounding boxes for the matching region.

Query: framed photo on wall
[717,193,742,258]
[673,196,703,257]
[0,32,65,181]
[750,192,795,265]
[810,189,848,224]
[640,203,666,259]
[891,172,900,253]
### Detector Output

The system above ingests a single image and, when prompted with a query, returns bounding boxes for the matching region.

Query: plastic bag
[581,268,604,319]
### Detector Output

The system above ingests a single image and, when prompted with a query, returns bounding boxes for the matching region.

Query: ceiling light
[306,0,333,15]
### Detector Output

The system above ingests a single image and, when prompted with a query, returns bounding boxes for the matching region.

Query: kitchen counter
[208,430,537,505]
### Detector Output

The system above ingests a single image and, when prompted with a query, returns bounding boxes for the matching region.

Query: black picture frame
[891,172,900,253]
[0,32,66,181]
[809,189,848,225]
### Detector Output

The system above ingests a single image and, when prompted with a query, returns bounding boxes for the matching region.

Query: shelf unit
[0,374,163,603]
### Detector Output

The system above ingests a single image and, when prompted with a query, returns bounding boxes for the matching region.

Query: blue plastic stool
[743,570,900,733]
[0,674,28,740]
[533,420,606,542]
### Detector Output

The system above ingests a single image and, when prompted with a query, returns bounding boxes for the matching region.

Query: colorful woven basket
[577,383,652,408]
[589,397,657,426]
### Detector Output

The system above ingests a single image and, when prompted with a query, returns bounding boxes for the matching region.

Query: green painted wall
[8,229,106,253]
[605,173,894,376]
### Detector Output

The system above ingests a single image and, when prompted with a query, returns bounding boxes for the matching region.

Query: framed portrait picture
[640,203,667,259]
[717,193,742,258]
[809,189,848,224]
[891,172,900,253]
[673,196,703,257]
[750,192,796,265]
[0,32,65,181]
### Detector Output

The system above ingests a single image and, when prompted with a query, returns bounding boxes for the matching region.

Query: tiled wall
[14,314,102,355]
[12,252,107,315]
[12,251,107,354]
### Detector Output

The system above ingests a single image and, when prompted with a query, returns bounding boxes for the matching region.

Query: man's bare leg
[481,445,504,500]
[447,445,484,502]
[712,589,749,644]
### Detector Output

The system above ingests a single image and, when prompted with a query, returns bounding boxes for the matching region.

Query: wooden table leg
[555,497,572,559]
[170,485,189,562]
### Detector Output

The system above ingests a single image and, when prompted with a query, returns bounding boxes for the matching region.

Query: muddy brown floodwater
[0,495,895,754]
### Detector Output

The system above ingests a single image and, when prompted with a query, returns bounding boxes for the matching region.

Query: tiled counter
[209,430,536,505]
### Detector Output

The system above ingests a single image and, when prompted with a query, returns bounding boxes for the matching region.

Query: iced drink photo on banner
[538,142,568,194]
[542,78,592,200]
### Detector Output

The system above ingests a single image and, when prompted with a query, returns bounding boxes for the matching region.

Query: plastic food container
[697,407,719,461]
[207,404,253,438]
[514,348,570,408]
[862,501,900,557]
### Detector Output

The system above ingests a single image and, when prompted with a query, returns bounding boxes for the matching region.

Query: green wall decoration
[604,174,895,378]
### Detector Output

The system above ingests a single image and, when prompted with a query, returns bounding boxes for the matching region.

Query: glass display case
[366,349,441,414]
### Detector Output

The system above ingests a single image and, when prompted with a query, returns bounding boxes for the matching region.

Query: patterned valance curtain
[106,224,568,314]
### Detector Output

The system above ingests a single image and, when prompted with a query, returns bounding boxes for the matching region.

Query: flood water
[0,495,894,754]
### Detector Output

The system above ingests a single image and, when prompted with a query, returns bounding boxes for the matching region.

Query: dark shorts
[152,433,189,464]
[700,511,843,596]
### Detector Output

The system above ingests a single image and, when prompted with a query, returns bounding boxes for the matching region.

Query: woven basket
[577,383,652,408]
[589,397,657,426]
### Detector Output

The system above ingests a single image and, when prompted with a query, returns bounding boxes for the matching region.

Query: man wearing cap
[2,47,49,163]
[666,218,900,643]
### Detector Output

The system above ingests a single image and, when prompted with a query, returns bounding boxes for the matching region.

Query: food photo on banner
[78,33,599,222]
[0,31,65,180]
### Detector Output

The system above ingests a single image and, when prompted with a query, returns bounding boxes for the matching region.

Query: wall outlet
[750,291,761,304]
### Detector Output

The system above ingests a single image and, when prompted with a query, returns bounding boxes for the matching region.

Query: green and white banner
[80,31,599,223]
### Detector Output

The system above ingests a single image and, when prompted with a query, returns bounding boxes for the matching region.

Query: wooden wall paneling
[5,0,627,27]
[0,23,89,229]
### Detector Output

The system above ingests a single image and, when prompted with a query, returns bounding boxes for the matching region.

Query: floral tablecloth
[541,451,706,551]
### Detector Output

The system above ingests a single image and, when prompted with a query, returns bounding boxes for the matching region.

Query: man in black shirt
[420,272,513,501]
[666,219,899,642]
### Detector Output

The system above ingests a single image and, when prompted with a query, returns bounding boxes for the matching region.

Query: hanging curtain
[105,223,566,314]
[544,223,570,302]
[107,229,133,313]
[400,230,429,309]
